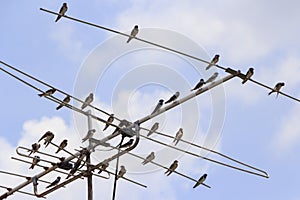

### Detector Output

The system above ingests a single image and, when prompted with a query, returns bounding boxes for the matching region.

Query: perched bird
[103,114,114,131]
[242,68,254,84]
[81,93,94,110]
[117,165,126,179]
[206,54,220,70]
[268,82,285,98]
[165,160,178,176]
[55,3,68,22]
[118,139,134,148]
[28,143,40,156]
[98,160,109,174]
[46,176,61,188]
[56,95,71,110]
[205,72,219,84]
[165,92,180,104]
[38,88,56,97]
[38,131,54,143]
[29,156,40,169]
[66,161,80,179]
[191,79,205,91]
[173,128,183,146]
[193,174,207,188]
[82,129,96,143]
[38,131,54,148]
[147,122,159,137]
[126,25,139,43]
[55,139,68,154]
[151,99,164,114]
[142,152,155,165]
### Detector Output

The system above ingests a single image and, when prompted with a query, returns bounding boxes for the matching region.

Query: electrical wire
[39,8,300,103]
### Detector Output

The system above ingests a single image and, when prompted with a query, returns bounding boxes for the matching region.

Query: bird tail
[103,124,109,131]
[242,79,247,84]
[55,15,61,22]
[126,37,132,43]
[38,93,44,97]
[29,165,34,169]
[147,131,153,137]
[206,64,212,70]
[174,140,179,146]
[56,105,63,110]
[276,92,279,99]
[55,149,60,154]
[268,90,274,95]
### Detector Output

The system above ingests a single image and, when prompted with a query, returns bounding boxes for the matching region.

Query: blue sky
[1,0,300,200]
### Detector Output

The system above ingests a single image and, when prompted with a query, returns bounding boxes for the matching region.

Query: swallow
[28,143,40,156]
[142,152,155,165]
[191,79,205,91]
[205,72,219,84]
[242,68,254,84]
[147,122,159,137]
[55,139,68,154]
[268,82,285,98]
[173,128,183,146]
[29,156,40,169]
[151,99,164,114]
[165,160,178,176]
[56,95,71,110]
[103,114,114,131]
[193,174,207,188]
[165,91,180,104]
[38,131,54,143]
[46,176,61,188]
[38,88,56,97]
[44,133,54,148]
[98,160,109,174]
[126,25,139,43]
[118,139,134,148]
[66,161,80,179]
[82,129,96,143]
[55,3,68,22]
[117,165,126,179]
[81,93,94,110]
[206,54,219,70]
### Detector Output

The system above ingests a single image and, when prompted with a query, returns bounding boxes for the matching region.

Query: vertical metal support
[87,110,93,200]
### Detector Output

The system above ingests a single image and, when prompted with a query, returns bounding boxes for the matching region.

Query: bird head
[159,99,164,103]
[63,3,67,6]
[249,67,254,72]
[57,176,61,181]
[134,25,138,29]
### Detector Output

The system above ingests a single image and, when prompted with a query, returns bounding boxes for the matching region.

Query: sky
[1,0,300,200]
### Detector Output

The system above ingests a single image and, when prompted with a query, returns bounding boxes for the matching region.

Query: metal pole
[87,110,93,200]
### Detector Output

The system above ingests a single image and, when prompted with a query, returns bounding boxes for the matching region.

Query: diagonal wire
[139,134,269,178]
[39,8,300,103]
[139,127,268,176]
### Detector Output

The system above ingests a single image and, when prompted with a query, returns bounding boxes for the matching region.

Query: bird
[165,91,180,104]
[142,152,155,165]
[55,3,68,22]
[98,160,109,174]
[268,82,285,98]
[193,174,207,188]
[103,114,114,131]
[242,68,254,84]
[151,99,164,114]
[165,160,178,176]
[38,88,56,97]
[38,131,54,143]
[117,165,126,179]
[44,133,54,148]
[205,72,219,84]
[66,161,80,179]
[206,54,220,70]
[147,122,159,137]
[29,156,40,169]
[28,143,40,156]
[56,95,71,110]
[118,139,134,148]
[46,177,61,188]
[55,139,68,154]
[191,79,205,91]
[126,25,139,43]
[82,129,96,143]
[173,128,183,146]
[81,93,94,110]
